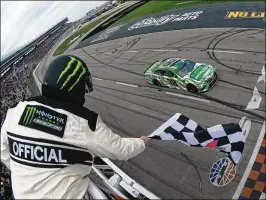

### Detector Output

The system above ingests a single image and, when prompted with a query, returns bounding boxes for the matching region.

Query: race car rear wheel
[187,84,198,93]
[153,79,161,86]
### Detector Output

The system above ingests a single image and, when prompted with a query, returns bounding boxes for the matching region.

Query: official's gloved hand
[140,136,149,145]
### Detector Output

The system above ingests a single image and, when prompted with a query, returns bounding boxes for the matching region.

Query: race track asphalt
[36,27,265,199]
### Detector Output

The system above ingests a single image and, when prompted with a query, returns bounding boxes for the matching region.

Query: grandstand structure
[0,18,73,126]
[0,18,68,77]
[0,16,81,198]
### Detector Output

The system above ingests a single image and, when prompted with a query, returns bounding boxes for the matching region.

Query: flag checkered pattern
[149,114,245,165]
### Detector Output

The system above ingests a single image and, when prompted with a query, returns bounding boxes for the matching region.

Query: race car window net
[166,70,174,77]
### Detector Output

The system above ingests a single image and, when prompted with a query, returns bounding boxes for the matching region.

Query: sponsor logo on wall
[128,11,203,30]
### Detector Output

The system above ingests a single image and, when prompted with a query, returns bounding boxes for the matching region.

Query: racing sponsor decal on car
[18,105,67,138]
[225,11,265,20]
[128,11,203,30]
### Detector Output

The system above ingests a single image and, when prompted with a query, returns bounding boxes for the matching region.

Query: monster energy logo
[56,56,87,92]
[23,107,37,125]
[23,107,65,125]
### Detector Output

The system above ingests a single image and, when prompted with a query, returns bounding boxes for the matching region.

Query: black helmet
[42,55,93,105]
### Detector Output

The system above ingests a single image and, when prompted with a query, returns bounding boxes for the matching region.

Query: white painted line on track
[246,87,262,110]
[103,52,112,55]
[257,66,265,84]
[239,116,251,141]
[152,49,178,52]
[260,192,265,200]
[232,121,265,199]
[126,50,138,53]
[165,91,211,103]
[92,77,103,81]
[115,81,139,88]
[206,49,244,54]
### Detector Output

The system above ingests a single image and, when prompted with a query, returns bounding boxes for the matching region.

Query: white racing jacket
[1,96,145,199]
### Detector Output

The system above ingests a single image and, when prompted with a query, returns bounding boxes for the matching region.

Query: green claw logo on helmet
[56,56,87,92]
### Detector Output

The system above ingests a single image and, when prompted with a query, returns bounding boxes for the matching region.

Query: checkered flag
[149,113,245,165]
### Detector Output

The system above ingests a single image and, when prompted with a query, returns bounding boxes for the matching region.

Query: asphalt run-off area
[36,2,265,199]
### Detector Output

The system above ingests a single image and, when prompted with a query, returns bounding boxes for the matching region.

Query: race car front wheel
[153,79,161,86]
[187,84,198,93]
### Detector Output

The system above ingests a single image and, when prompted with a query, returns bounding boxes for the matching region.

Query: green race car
[144,58,218,93]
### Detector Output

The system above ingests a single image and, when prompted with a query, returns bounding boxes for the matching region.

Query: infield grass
[53,13,113,56]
